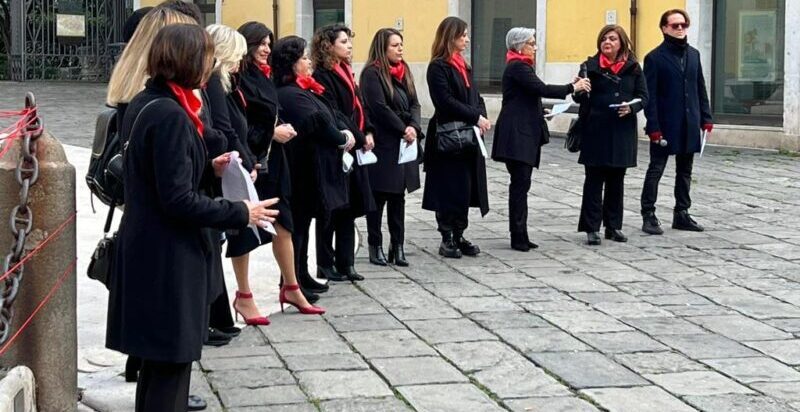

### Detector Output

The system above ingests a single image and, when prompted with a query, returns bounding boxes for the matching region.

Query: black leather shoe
[388,243,408,266]
[368,245,388,266]
[298,270,329,293]
[302,286,320,304]
[604,228,628,242]
[339,265,364,281]
[217,326,241,338]
[204,328,232,347]
[438,232,462,258]
[510,232,529,252]
[527,240,539,249]
[188,394,207,411]
[672,210,704,232]
[642,212,664,235]
[456,235,480,256]
[317,266,347,282]
[587,232,602,245]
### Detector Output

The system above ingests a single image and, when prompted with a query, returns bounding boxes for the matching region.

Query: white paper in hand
[608,98,642,108]
[544,102,572,119]
[342,151,354,172]
[699,130,708,158]
[398,140,418,164]
[473,126,488,158]
[356,149,378,165]
[221,151,276,240]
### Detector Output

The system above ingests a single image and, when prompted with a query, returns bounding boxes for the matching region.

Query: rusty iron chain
[0,92,42,344]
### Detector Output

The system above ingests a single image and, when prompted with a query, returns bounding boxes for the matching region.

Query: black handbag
[436,121,477,153]
[565,117,582,153]
[87,202,117,289]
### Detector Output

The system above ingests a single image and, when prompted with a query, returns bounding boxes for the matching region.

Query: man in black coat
[641,9,713,235]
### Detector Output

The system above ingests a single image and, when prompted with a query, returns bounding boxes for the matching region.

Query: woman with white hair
[491,27,590,252]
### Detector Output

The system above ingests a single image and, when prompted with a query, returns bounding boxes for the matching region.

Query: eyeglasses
[668,22,689,30]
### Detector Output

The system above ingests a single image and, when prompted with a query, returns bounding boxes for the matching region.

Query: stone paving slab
[581,386,696,412]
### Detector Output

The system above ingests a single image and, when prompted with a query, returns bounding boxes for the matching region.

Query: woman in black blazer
[105,24,277,411]
[423,17,490,259]
[272,35,354,294]
[310,23,376,281]
[574,25,648,245]
[491,27,590,252]
[360,28,422,266]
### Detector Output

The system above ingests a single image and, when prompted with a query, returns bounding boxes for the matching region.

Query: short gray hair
[505,27,536,52]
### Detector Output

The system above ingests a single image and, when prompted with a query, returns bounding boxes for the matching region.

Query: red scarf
[448,52,471,88]
[258,63,272,78]
[296,75,326,95]
[599,53,626,75]
[235,88,247,109]
[333,62,365,131]
[389,62,406,82]
[166,81,203,137]
[505,49,534,66]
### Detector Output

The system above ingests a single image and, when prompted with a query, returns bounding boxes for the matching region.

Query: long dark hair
[362,28,416,99]
[596,24,635,61]
[238,21,274,67]
[311,23,353,70]
[431,16,468,62]
[271,35,307,87]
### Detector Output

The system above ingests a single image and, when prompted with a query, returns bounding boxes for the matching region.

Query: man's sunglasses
[668,23,689,30]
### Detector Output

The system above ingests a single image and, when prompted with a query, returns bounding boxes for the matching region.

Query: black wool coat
[204,71,256,171]
[106,79,249,363]
[313,66,376,217]
[643,40,712,156]
[422,58,489,216]
[575,55,648,168]
[360,64,422,194]
[277,83,348,217]
[492,60,573,168]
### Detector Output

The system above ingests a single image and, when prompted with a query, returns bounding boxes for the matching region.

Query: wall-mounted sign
[57,14,86,37]
[738,10,777,82]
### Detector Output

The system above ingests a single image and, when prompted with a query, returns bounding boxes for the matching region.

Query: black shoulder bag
[436,121,477,153]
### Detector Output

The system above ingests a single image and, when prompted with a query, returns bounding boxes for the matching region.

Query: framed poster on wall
[737,10,777,81]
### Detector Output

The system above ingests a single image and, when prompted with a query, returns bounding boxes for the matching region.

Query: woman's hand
[340,130,356,151]
[212,152,233,177]
[477,115,492,136]
[403,126,417,143]
[243,198,280,228]
[572,77,591,93]
[364,133,375,151]
[273,124,297,143]
[543,108,552,121]
[617,105,632,117]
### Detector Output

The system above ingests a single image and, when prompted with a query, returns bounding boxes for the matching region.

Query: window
[471,0,536,93]
[712,0,785,126]
[193,0,216,26]
[314,0,344,29]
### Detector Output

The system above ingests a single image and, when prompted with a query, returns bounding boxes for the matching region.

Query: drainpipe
[273,0,279,37]
[630,0,638,55]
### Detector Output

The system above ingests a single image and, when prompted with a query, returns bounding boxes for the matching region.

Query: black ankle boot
[439,232,462,258]
[297,270,329,293]
[604,228,628,242]
[317,266,347,282]
[388,243,408,266]
[455,232,480,256]
[672,210,704,232]
[339,265,365,281]
[510,232,529,252]
[587,232,602,245]
[368,245,388,266]
[642,211,664,235]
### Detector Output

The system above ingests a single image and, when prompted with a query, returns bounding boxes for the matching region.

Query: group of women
[104,1,647,407]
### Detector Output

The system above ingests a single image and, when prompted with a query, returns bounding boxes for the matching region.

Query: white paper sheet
[699,130,708,158]
[398,140,418,164]
[356,149,378,165]
[342,151,354,172]
[221,151,276,240]
[608,98,642,108]
[473,126,488,158]
[544,102,573,119]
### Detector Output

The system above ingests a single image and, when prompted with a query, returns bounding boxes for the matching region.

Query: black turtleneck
[663,33,688,49]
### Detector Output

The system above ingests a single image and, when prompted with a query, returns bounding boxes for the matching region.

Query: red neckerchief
[332,62,365,131]
[258,63,272,79]
[599,53,626,75]
[389,62,406,82]
[166,81,204,137]
[296,75,326,95]
[448,52,471,88]
[505,49,534,66]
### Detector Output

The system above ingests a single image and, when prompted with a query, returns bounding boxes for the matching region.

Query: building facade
[134,0,798,151]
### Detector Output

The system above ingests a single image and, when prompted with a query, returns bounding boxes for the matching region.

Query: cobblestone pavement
[4,82,800,411]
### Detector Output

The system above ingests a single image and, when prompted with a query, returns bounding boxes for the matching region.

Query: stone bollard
[0,127,77,411]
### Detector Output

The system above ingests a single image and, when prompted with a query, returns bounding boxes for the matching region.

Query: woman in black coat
[423,17,491,259]
[105,24,277,411]
[491,27,590,252]
[311,23,376,281]
[272,35,353,294]
[574,25,648,245]
[360,28,422,267]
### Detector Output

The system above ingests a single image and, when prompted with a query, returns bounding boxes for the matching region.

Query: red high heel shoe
[279,284,326,315]
[233,291,271,326]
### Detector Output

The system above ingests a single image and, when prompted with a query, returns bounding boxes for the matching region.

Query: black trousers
[641,150,694,214]
[366,191,405,246]
[316,209,355,271]
[436,210,469,235]
[208,280,234,330]
[292,208,314,277]
[135,359,191,412]
[505,160,534,236]
[578,166,626,233]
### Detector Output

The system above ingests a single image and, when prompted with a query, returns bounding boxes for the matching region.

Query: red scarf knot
[333,62,366,132]
[448,52,471,88]
[258,63,272,79]
[599,53,626,75]
[296,75,326,95]
[505,49,534,66]
[166,81,204,137]
[389,62,406,82]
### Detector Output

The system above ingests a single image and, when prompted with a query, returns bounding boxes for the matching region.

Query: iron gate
[9,0,127,81]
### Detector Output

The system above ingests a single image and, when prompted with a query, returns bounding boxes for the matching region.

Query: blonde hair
[106,7,196,106]
[206,24,247,93]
